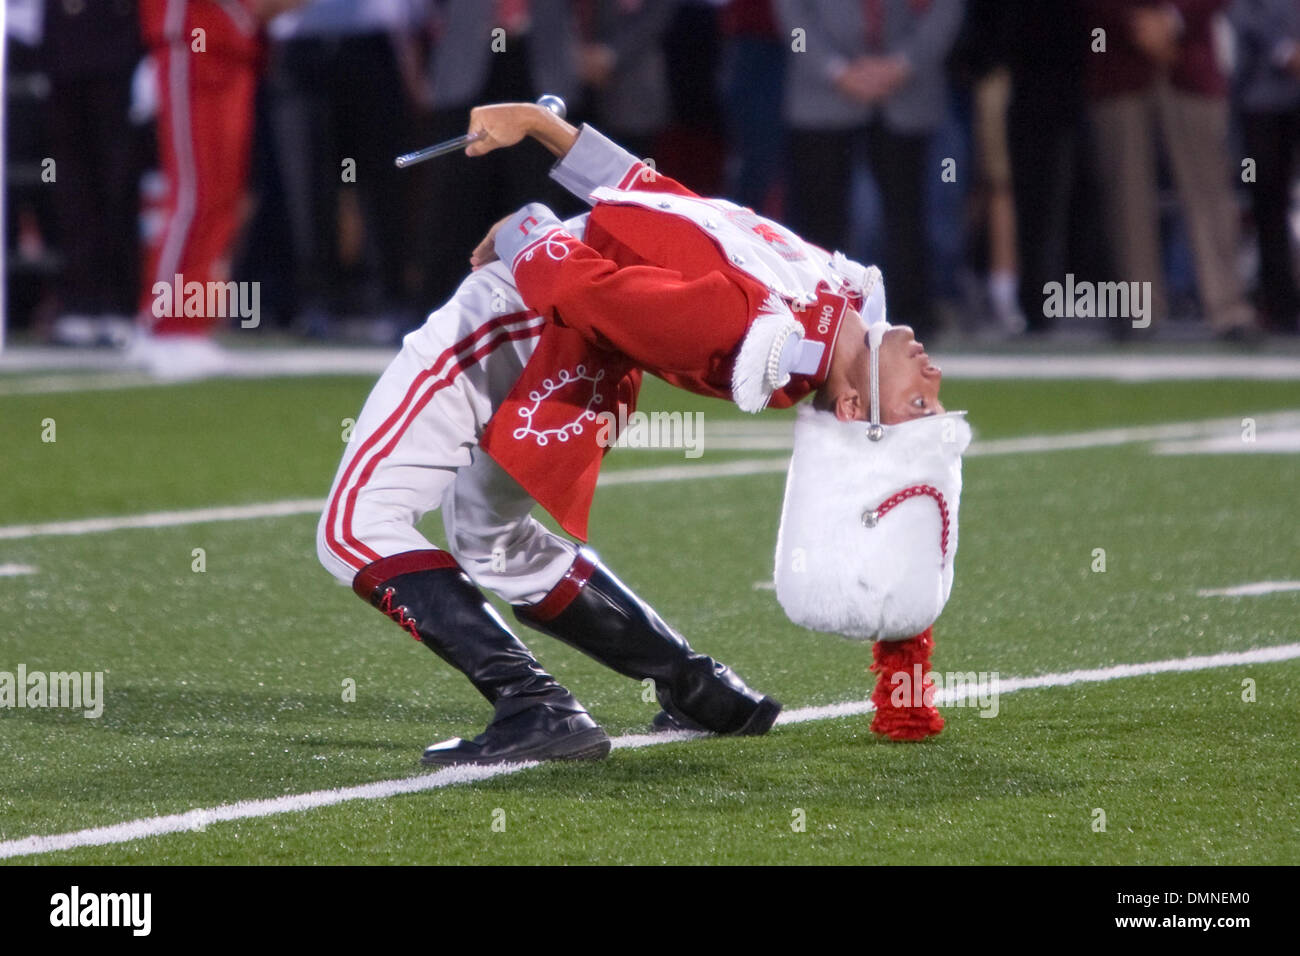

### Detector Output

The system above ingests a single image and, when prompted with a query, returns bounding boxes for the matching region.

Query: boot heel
[555,727,613,761]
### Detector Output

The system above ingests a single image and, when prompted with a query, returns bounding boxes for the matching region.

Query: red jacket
[479,125,870,539]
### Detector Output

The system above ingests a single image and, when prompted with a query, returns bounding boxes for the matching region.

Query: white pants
[316,262,580,606]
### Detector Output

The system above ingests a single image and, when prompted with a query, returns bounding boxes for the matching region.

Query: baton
[395,94,567,168]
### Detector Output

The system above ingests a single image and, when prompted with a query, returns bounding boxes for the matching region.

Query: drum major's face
[869,326,944,425]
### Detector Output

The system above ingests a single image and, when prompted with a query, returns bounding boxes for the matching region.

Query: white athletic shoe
[50,314,100,348]
[988,272,1027,335]
[124,333,231,381]
[98,315,138,349]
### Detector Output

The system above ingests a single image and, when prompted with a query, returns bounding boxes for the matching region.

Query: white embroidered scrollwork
[522,230,573,263]
[512,365,607,446]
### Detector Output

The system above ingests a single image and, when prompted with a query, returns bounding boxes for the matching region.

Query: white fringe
[731,294,801,413]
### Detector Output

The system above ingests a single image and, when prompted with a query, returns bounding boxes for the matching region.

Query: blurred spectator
[231,66,297,332]
[775,0,965,340]
[575,0,676,163]
[4,11,57,339]
[43,0,142,347]
[420,0,580,306]
[1085,0,1258,337]
[657,1,728,194]
[719,0,788,216]
[131,0,274,377]
[264,0,424,343]
[1229,0,1300,333]
[1003,0,1108,333]
[952,0,1023,334]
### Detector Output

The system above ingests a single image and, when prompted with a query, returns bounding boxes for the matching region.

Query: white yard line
[1152,429,1300,456]
[0,353,395,397]
[0,372,159,396]
[0,563,37,577]
[0,462,793,542]
[0,498,328,541]
[5,348,1300,392]
[0,347,393,375]
[940,354,1300,381]
[1197,581,1300,598]
[1,641,1295,861]
[596,458,788,486]
[661,411,1300,456]
[4,411,1298,542]
[965,410,1300,457]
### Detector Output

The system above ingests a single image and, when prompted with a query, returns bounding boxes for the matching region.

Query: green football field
[1,358,1298,865]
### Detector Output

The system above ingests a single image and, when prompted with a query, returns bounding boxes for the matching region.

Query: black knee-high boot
[353,551,610,766]
[513,552,781,736]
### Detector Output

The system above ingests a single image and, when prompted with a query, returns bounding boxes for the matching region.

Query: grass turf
[1,372,1298,864]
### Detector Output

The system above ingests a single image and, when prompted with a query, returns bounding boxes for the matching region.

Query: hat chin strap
[865,321,889,441]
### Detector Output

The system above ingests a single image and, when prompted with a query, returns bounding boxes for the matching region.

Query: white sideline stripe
[6,349,1300,389]
[1197,581,1300,598]
[0,762,541,862]
[608,411,1300,456]
[0,499,328,541]
[0,462,791,541]
[768,643,1300,725]
[966,410,1300,457]
[0,373,160,396]
[591,412,1300,457]
[2,642,1296,861]
[1152,429,1300,456]
[941,354,1300,381]
[5,410,1299,542]
[0,347,393,377]
[596,458,787,486]
[0,563,37,577]
[617,411,1300,455]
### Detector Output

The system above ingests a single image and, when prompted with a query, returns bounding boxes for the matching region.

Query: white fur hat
[773,406,971,640]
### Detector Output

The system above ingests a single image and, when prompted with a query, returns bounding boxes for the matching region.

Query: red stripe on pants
[322,313,543,570]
